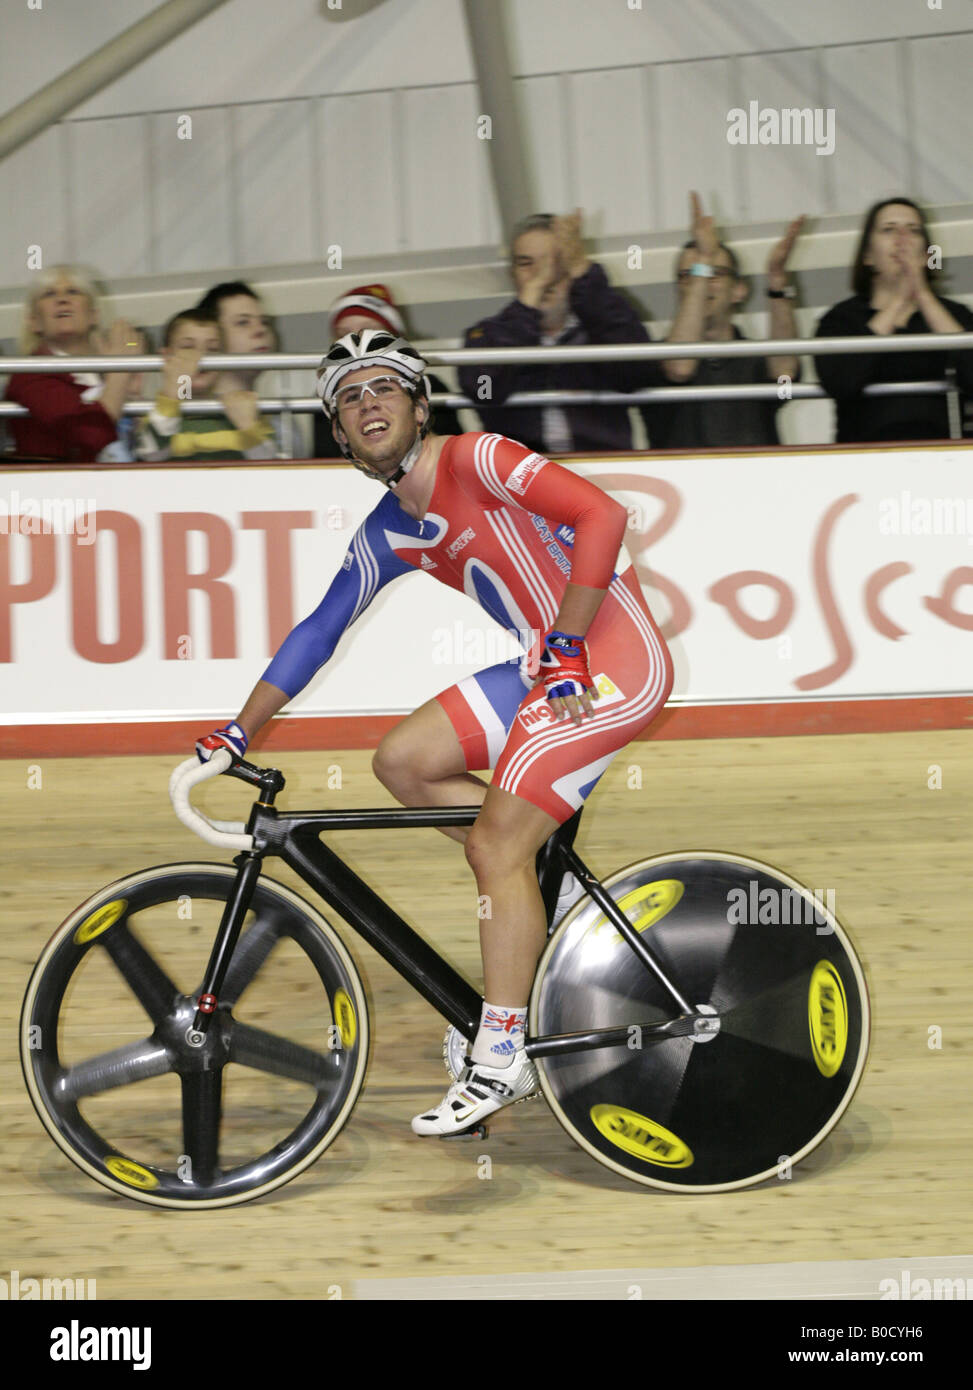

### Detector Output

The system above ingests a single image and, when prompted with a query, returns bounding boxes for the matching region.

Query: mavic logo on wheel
[334,989,356,1048]
[808,961,848,1077]
[590,1105,694,1167]
[104,1156,159,1190]
[584,880,684,944]
[73,899,127,945]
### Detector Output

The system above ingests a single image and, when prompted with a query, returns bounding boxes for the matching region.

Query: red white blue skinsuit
[263,433,673,821]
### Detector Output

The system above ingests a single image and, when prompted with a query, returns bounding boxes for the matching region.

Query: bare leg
[464,785,560,1005]
[372,697,488,845]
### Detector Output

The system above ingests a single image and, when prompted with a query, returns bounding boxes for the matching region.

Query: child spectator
[193,280,293,456]
[136,309,280,461]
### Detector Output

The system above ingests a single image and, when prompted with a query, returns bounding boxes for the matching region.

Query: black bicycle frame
[189,760,700,1058]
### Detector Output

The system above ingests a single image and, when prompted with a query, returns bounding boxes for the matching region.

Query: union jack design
[483,1007,525,1035]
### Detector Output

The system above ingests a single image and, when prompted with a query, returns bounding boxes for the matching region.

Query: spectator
[459,210,651,454]
[814,197,973,443]
[136,309,285,461]
[97,325,153,462]
[4,265,139,462]
[312,284,460,458]
[193,280,292,456]
[646,193,804,450]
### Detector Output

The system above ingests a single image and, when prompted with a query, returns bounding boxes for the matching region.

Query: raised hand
[767,215,806,289]
[689,191,720,261]
[218,387,260,432]
[551,208,591,279]
[102,319,142,356]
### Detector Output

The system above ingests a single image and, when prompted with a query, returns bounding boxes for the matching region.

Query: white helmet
[316,329,429,418]
[315,330,432,486]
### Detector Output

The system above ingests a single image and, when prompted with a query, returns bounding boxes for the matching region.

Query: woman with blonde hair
[5,264,141,462]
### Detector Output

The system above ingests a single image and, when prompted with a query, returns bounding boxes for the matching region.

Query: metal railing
[1,335,970,437]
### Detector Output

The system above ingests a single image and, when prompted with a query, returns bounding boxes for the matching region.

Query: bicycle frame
[187,761,706,1060]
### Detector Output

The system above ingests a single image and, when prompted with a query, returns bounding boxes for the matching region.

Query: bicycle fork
[186,851,263,1045]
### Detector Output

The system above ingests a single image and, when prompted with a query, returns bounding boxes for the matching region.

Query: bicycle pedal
[440,1122,488,1141]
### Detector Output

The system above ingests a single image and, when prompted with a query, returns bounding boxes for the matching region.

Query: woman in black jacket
[814,197,973,443]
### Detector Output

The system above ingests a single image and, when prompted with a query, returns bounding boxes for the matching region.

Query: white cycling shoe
[551,871,586,931]
[411,1048,539,1136]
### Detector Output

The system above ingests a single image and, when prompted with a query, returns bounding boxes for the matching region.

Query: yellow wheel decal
[74,899,128,945]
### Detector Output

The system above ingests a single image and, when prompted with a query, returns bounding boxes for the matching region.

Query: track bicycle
[20,751,870,1208]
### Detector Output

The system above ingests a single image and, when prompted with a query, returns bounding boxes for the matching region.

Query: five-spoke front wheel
[20,864,369,1209]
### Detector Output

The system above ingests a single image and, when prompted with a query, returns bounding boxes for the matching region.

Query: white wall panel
[71,118,151,280]
[401,86,495,251]
[735,50,829,223]
[318,92,399,260]
[655,59,739,232]
[822,44,911,213]
[567,69,651,237]
[910,35,973,206]
[0,129,69,294]
[236,101,315,267]
[518,77,570,227]
[150,109,234,275]
[510,0,963,74]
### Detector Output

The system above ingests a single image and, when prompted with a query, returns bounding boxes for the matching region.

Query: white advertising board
[0,445,970,726]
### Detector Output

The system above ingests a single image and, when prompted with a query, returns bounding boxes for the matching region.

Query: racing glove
[540,631,595,702]
[195,721,248,764]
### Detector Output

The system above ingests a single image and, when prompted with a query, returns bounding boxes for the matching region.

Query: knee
[465,821,532,883]
[372,730,415,791]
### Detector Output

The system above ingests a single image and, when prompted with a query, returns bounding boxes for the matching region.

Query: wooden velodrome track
[2,728,971,1300]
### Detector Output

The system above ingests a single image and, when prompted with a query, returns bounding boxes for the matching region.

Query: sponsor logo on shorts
[420,553,437,570]
[592,673,624,706]
[341,551,354,570]
[517,699,555,733]
[446,526,476,560]
[506,453,547,495]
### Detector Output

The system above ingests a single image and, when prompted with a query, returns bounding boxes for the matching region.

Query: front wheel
[20,864,369,1209]
[529,852,869,1192]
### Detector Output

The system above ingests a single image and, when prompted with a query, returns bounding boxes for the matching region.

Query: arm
[765,294,801,382]
[473,434,628,720]
[567,263,651,391]
[813,301,881,398]
[659,193,721,383]
[764,216,805,381]
[235,502,413,743]
[939,298,973,394]
[7,373,118,455]
[459,303,543,407]
[468,433,628,623]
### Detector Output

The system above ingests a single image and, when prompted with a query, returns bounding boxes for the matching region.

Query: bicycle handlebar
[168,754,255,851]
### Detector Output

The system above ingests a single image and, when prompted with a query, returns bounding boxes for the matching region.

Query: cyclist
[196,330,674,1136]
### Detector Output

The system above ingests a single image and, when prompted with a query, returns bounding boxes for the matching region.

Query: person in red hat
[313,284,460,457]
